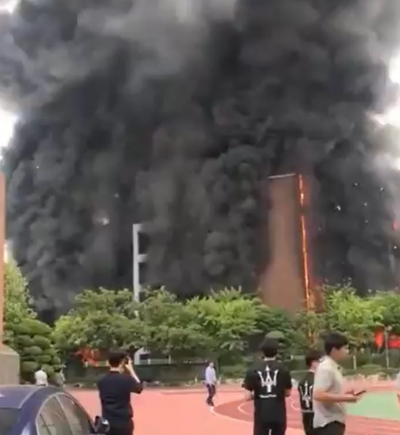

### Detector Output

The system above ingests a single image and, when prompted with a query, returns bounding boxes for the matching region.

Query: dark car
[0,385,108,435]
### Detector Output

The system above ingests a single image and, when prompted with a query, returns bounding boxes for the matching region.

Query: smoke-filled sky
[2,0,400,315]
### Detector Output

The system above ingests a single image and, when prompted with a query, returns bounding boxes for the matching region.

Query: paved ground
[71,383,400,435]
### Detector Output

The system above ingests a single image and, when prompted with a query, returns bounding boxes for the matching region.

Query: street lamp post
[132,223,147,364]
[384,326,393,369]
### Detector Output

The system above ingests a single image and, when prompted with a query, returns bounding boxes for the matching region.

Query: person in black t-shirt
[97,351,143,435]
[297,350,322,435]
[242,338,292,435]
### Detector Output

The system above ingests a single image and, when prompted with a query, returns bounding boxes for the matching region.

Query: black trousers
[206,384,216,405]
[108,420,134,435]
[302,414,316,435]
[253,420,286,435]
[315,422,345,435]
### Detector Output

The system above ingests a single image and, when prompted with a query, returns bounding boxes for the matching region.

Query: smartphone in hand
[353,389,366,396]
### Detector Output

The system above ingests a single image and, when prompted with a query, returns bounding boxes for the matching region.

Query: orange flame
[75,348,100,366]
[298,175,312,310]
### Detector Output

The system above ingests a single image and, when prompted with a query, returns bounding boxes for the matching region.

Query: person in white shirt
[34,367,48,386]
[205,362,217,407]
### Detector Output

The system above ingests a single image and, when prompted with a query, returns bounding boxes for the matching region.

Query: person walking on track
[205,361,217,407]
[313,332,365,435]
[298,350,322,435]
[242,337,292,435]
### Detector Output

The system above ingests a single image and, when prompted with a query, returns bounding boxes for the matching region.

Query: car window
[0,409,20,435]
[37,415,52,435]
[57,395,92,435]
[37,396,72,435]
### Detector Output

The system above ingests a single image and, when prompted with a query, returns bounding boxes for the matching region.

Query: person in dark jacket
[242,338,292,435]
[297,350,322,435]
[97,351,143,435]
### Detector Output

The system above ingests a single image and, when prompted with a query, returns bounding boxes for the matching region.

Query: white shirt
[205,367,217,385]
[34,369,48,386]
[396,371,400,389]
[313,356,345,427]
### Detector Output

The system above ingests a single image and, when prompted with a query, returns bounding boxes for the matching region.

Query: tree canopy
[54,287,283,363]
[6,256,400,371]
[4,259,61,381]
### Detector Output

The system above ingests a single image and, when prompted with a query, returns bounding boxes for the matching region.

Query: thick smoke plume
[2,0,400,315]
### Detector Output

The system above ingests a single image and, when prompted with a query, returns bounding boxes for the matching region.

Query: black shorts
[315,422,345,435]
[253,420,286,435]
[302,413,315,435]
[108,420,134,435]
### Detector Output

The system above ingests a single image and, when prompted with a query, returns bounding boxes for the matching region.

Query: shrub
[37,355,52,365]
[24,346,42,357]
[24,319,52,336]
[220,363,248,379]
[11,319,61,382]
[43,364,55,377]
[12,324,32,336]
[16,336,34,348]
[52,356,62,366]
[32,336,52,349]
[21,361,38,374]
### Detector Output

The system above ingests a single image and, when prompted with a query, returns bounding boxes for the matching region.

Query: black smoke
[2,0,400,315]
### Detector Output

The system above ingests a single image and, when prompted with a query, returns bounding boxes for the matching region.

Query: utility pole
[132,223,147,364]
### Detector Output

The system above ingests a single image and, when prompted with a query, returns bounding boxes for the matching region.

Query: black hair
[259,337,279,358]
[305,349,322,368]
[322,332,348,355]
[108,350,127,368]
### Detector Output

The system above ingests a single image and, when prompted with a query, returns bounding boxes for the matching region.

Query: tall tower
[258,173,314,312]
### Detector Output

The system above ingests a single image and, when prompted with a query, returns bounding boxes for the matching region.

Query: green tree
[370,291,400,333]
[139,289,208,361]
[4,259,36,339]
[324,285,381,367]
[293,309,327,350]
[186,289,261,364]
[54,288,146,355]
[256,304,293,335]
[4,259,61,381]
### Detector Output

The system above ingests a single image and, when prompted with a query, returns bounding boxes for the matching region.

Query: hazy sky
[0,0,18,14]
[0,108,17,149]
[0,1,18,149]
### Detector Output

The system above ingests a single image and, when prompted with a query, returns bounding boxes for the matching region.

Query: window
[138,231,149,256]
[37,396,72,435]
[0,409,20,435]
[57,395,92,435]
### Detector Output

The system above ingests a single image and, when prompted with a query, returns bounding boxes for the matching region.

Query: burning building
[3,1,400,315]
[259,174,315,312]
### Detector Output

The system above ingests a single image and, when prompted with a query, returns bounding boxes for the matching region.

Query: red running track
[72,386,400,435]
[214,392,400,435]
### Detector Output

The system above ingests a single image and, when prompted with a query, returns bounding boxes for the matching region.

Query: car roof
[0,386,56,409]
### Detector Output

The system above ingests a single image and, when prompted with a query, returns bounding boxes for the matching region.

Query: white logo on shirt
[257,366,278,397]
[299,381,313,409]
